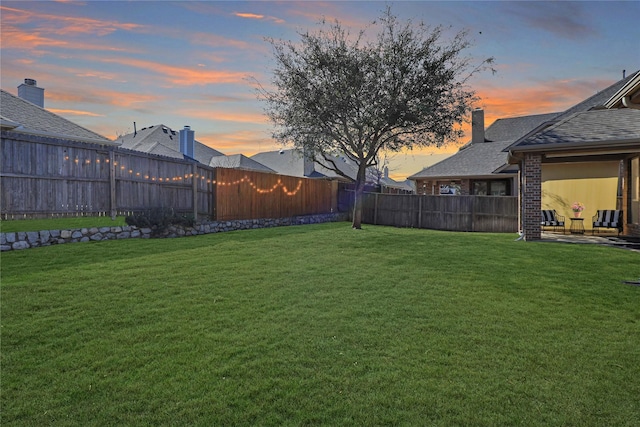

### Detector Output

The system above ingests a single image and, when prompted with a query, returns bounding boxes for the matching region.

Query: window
[473,181,487,195]
[471,179,511,196]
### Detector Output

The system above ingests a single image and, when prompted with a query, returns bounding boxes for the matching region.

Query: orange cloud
[94,57,248,86]
[233,11,285,24]
[473,77,614,120]
[47,89,163,109]
[48,108,102,117]
[235,12,264,19]
[197,129,277,155]
[189,32,253,50]
[1,24,138,53]
[0,5,144,36]
[177,108,268,124]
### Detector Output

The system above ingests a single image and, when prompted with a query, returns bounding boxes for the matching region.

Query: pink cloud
[48,108,102,117]
[0,5,144,37]
[233,11,285,24]
[95,57,248,86]
[177,108,268,124]
[1,24,138,54]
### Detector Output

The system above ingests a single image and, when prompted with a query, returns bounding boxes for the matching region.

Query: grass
[1,222,639,426]
[0,216,127,233]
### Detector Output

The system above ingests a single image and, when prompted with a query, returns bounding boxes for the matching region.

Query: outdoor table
[570,217,585,234]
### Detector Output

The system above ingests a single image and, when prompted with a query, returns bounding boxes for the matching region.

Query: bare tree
[258,7,494,228]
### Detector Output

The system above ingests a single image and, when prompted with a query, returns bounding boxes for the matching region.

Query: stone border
[1,213,347,252]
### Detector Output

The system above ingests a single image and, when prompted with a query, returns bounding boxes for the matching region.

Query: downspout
[622,95,640,110]
[508,150,525,236]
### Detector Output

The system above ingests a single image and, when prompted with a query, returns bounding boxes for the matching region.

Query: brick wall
[522,153,542,240]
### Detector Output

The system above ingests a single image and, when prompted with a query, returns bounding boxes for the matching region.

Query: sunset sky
[1,1,639,179]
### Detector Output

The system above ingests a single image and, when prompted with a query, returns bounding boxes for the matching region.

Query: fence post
[374,193,379,225]
[109,149,116,219]
[418,196,422,229]
[192,163,198,220]
[211,168,217,220]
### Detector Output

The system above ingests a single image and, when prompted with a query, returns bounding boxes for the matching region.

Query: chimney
[179,125,195,158]
[471,108,485,144]
[384,166,389,179]
[303,148,315,177]
[18,78,44,108]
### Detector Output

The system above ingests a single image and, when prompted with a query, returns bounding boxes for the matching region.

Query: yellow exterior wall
[542,161,619,229]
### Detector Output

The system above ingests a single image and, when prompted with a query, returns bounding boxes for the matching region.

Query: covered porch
[509,108,640,241]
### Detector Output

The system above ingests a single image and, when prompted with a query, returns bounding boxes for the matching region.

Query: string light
[61,157,304,196]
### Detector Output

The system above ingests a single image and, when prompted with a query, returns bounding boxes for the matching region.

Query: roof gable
[117,124,225,164]
[604,69,640,109]
[552,71,638,122]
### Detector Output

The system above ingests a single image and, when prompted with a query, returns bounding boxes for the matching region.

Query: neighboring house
[251,148,414,193]
[208,153,275,173]
[117,124,274,173]
[408,110,558,196]
[117,124,204,160]
[507,70,640,239]
[1,80,115,145]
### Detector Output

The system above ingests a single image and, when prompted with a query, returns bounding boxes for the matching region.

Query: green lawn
[2,222,639,426]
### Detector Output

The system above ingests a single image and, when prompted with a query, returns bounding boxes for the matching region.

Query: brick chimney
[179,125,195,158]
[18,78,44,108]
[471,109,485,144]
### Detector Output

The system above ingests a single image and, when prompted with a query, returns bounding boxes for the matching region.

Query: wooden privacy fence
[357,192,518,232]
[1,131,336,221]
[1,131,214,219]
[213,168,336,221]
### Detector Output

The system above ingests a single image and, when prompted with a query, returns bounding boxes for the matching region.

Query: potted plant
[571,202,585,218]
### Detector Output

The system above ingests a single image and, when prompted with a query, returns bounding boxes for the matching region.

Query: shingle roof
[208,154,276,173]
[512,109,640,148]
[485,113,559,142]
[552,71,638,122]
[117,124,225,164]
[408,139,516,179]
[250,149,356,180]
[604,70,640,109]
[250,149,308,177]
[408,113,557,179]
[250,148,408,188]
[0,89,114,144]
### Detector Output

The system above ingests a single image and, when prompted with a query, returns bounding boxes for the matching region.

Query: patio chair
[541,209,565,233]
[592,210,623,235]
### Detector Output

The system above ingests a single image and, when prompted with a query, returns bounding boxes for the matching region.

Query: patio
[540,231,640,252]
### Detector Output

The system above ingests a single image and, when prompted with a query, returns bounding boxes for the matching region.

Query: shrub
[125,208,195,235]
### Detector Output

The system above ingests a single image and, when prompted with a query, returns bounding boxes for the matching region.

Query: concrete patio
[539,231,640,252]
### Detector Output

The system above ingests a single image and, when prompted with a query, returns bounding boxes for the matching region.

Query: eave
[508,138,640,163]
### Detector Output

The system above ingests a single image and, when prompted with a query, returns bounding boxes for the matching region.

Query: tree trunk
[351,165,367,229]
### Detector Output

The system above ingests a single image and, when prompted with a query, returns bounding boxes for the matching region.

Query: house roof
[484,113,560,142]
[117,124,225,163]
[250,149,354,181]
[208,154,276,173]
[408,113,557,179]
[604,69,640,109]
[551,70,638,122]
[250,148,410,189]
[0,89,115,145]
[508,108,640,151]
[250,149,308,177]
